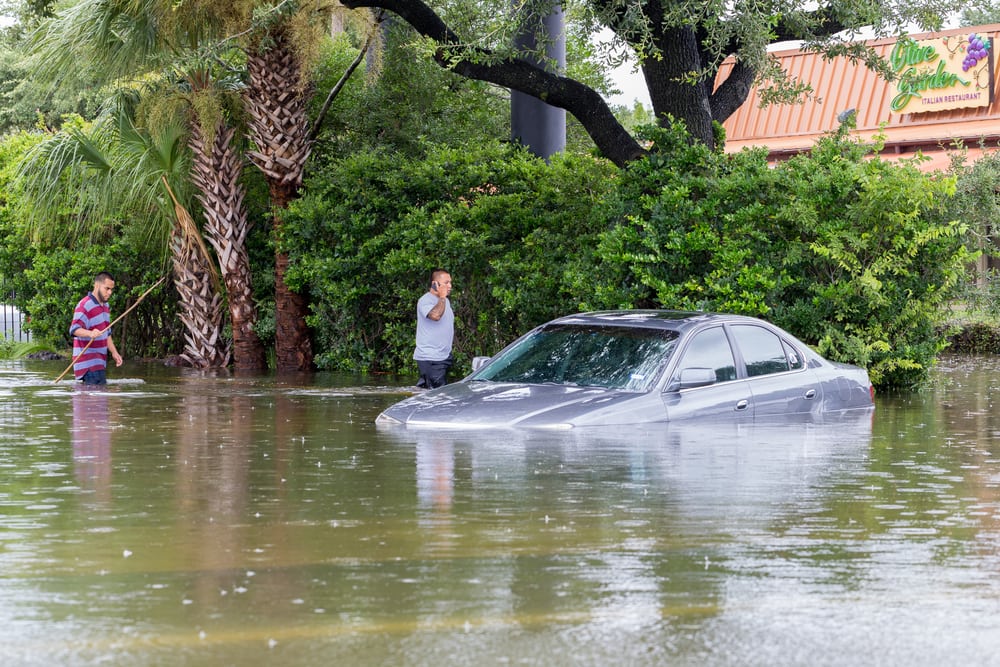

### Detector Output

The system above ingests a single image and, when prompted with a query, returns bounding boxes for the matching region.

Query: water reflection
[71,389,112,504]
[379,413,877,646]
[2,359,1000,666]
[416,436,455,548]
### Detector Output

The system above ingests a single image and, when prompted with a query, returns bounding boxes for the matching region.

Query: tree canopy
[961,2,1000,26]
[339,0,955,165]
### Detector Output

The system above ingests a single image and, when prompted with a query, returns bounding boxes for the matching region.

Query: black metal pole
[510,3,566,161]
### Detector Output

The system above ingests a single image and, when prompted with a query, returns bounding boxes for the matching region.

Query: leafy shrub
[0,340,53,360]
[283,140,616,373]
[590,122,971,389]
[19,235,182,359]
[285,126,968,390]
[947,321,1000,354]
[942,147,1000,318]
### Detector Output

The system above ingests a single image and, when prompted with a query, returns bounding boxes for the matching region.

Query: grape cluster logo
[962,33,991,72]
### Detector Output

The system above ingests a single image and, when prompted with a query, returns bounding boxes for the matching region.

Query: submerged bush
[0,340,54,360]
[590,123,971,389]
[285,127,968,389]
[283,141,616,373]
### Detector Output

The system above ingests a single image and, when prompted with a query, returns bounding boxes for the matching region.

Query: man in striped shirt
[69,272,123,385]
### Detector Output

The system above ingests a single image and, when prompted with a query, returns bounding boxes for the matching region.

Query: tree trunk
[188,121,268,371]
[244,25,315,372]
[269,182,314,372]
[644,25,716,149]
[168,224,230,368]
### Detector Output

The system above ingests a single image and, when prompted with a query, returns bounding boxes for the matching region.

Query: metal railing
[1,281,30,343]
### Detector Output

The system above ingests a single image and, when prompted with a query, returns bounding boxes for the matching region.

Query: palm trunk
[244,25,315,372]
[169,224,231,368]
[189,121,267,371]
[268,182,314,372]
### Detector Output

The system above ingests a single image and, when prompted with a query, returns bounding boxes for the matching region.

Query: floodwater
[1,356,1000,666]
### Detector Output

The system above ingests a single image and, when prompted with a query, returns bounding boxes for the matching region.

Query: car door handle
[735,399,749,411]
[804,389,817,399]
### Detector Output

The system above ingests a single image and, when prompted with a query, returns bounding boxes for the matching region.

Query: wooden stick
[54,275,168,383]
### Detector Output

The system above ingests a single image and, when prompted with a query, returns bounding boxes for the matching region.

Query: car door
[728,324,821,416]
[661,325,753,421]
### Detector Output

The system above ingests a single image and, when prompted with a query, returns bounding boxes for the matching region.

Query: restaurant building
[720,24,1000,171]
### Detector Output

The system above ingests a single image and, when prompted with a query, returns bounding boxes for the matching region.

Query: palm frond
[31,0,170,85]
[15,104,194,251]
[162,176,221,290]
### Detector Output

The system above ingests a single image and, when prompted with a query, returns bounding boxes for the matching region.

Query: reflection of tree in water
[416,436,456,555]
[842,357,1000,557]
[174,380,252,610]
[72,389,113,505]
[172,383,327,624]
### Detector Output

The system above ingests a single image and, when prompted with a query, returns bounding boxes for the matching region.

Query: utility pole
[511,3,566,161]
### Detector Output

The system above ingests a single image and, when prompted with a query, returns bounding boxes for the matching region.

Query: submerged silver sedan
[376,310,875,429]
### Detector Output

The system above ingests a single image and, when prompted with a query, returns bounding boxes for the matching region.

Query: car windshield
[472,324,679,392]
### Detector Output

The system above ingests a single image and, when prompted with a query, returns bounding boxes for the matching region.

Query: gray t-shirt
[413,291,454,361]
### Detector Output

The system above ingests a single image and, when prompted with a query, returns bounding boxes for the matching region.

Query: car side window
[672,326,737,384]
[731,325,792,377]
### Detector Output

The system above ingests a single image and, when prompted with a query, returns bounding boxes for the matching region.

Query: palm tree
[243,21,317,372]
[17,111,231,367]
[28,0,265,368]
[242,10,382,372]
[164,176,232,368]
[188,118,267,371]
[30,0,380,372]
[186,70,268,371]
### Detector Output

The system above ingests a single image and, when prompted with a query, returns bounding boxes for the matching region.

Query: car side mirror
[471,356,492,372]
[677,367,716,390]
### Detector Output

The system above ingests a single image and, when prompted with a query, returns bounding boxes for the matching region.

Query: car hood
[377,381,655,428]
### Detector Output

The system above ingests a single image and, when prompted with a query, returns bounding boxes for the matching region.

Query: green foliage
[960,2,1000,26]
[309,15,621,160]
[591,123,970,389]
[310,29,509,160]
[0,129,183,358]
[284,124,969,389]
[0,130,43,306]
[18,229,181,358]
[0,339,53,360]
[611,100,655,135]
[942,146,1000,317]
[0,44,105,135]
[283,139,616,373]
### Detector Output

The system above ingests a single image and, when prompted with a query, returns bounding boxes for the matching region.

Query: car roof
[547,310,766,334]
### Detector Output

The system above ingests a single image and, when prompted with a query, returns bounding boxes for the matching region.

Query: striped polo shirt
[69,293,112,379]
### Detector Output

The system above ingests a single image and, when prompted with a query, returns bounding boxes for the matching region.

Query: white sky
[596,27,653,108]
[608,59,652,108]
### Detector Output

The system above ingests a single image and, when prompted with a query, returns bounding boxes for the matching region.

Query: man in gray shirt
[414,269,454,388]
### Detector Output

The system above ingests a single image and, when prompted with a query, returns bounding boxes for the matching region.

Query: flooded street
[2,356,1000,666]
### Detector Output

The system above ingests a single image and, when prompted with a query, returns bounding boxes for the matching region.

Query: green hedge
[19,238,182,359]
[0,131,184,358]
[285,129,970,390]
[282,141,617,373]
[589,123,971,388]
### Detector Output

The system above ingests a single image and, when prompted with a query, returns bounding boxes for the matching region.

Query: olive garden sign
[890,32,994,114]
